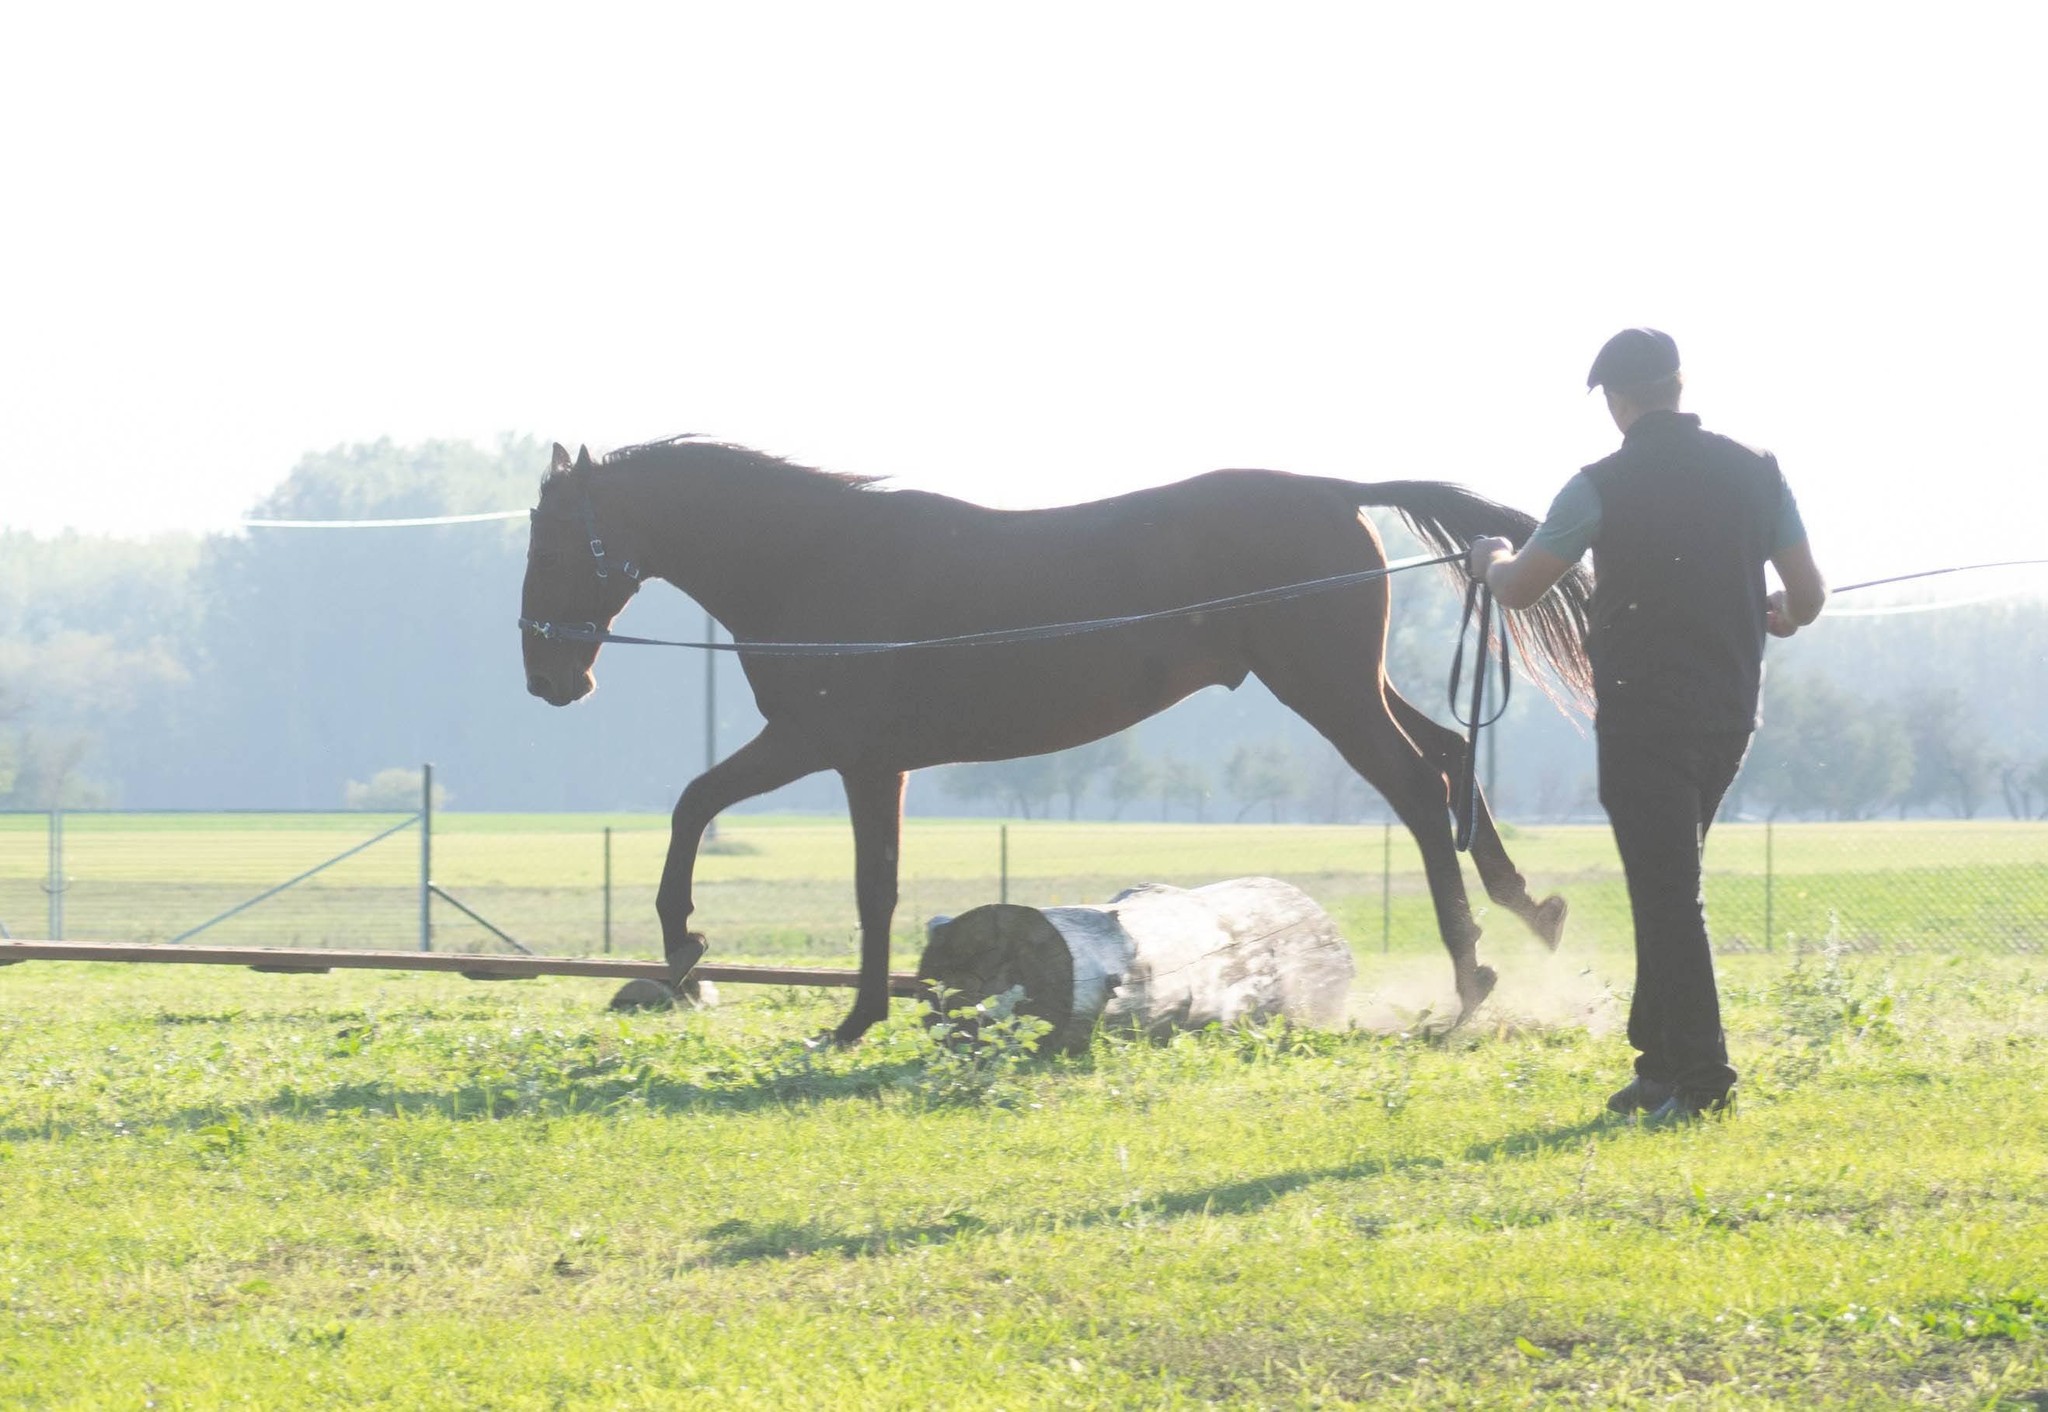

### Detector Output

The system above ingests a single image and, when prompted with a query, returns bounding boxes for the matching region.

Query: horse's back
[843,469,1385,615]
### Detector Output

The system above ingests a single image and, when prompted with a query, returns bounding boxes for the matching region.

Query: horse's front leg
[832,766,907,1045]
[655,725,820,975]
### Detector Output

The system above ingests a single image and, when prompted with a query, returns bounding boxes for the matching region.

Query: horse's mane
[597,435,888,493]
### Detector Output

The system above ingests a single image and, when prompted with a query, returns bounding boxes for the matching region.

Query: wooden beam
[0,940,923,996]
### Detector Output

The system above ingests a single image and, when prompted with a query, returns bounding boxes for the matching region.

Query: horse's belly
[875,647,1248,767]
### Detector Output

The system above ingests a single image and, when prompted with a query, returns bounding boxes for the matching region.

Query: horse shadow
[691,1113,1628,1267]
[0,1055,934,1144]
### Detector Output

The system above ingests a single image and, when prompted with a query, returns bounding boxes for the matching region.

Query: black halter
[518,476,640,642]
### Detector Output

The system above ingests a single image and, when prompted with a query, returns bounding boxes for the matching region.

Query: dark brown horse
[520,439,1592,1043]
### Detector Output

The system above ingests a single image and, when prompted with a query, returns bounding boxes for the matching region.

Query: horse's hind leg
[1253,661,1495,1020]
[1384,687,1569,952]
[833,765,908,1046]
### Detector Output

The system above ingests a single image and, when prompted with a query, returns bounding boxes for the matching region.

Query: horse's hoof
[1534,895,1569,952]
[829,1011,886,1048]
[1455,963,1498,1023]
[665,931,708,977]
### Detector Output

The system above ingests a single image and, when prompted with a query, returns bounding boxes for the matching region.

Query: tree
[1529,763,1595,822]
[188,437,550,808]
[0,634,185,808]
[1099,737,1157,820]
[1155,755,1212,822]
[1226,741,1302,822]
[343,767,451,811]
[936,757,1059,818]
[1899,686,1992,819]
[1297,737,1371,822]
[2002,756,2048,821]
[1743,673,1910,820]
[1048,738,1122,821]
[0,730,109,808]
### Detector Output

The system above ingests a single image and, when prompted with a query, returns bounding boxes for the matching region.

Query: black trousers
[1596,728,1751,1096]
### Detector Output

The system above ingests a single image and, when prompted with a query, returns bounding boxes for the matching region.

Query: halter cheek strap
[520,478,641,640]
[569,478,641,583]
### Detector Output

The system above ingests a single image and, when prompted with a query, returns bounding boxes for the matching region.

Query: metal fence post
[1764,816,1775,952]
[420,763,434,952]
[603,825,613,955]
[1381,819,1391,954]
[48,808,63,941]
[1000,824,1009,905]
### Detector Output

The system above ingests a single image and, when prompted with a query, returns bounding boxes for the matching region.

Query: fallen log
[918,876,1354,1053]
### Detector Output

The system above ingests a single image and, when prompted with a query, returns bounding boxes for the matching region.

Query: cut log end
[610,978,677,1011]
[609,976,719,1011]
[919,904,1078,1047]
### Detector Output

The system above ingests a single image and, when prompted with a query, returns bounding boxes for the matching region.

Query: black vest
[1582,411,1786,735]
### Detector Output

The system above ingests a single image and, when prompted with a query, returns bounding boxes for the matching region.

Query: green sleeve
[1525,472,1601,562]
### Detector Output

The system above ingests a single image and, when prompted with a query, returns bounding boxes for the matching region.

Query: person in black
[1467,329,1827,1123]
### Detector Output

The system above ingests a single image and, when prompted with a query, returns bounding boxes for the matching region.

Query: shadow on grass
[0,1061,939,1143]
[1460,1115,1618,1164]
[690,1114,1637,1267]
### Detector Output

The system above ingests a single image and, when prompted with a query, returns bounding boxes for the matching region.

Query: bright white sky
[3,3,2045,590]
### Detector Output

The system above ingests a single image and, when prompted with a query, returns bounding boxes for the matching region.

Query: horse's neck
[609,457,847,631]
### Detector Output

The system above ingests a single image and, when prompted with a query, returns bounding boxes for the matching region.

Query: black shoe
[1606,1076,1675,1115]
[1643,1089,1731,1127]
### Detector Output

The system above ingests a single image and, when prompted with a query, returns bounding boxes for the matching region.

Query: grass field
[1,944,2044,1408]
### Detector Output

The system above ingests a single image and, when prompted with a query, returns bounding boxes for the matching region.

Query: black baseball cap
[1587,327,1680,392]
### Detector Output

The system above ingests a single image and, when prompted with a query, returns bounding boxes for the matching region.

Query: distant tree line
[1737,675,2048,821]
[933,735,1373,824]
[2,436,2044,820]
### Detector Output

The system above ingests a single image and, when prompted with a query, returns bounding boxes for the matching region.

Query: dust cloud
[1346,939,1627,1039]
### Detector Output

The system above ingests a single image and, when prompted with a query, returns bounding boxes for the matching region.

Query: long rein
[518,551,1471,655]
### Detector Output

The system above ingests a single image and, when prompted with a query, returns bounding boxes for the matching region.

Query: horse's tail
[1350,479,1594,709]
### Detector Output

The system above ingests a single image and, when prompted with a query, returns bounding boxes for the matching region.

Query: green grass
[1,949,2045,1408]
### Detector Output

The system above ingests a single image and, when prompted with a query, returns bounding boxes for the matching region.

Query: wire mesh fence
[2,809,2042,961]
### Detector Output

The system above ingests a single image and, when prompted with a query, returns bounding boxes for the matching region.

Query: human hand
[1765,588,1799,638]
[1466,536,1513,582]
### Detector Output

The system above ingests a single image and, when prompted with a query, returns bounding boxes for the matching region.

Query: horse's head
[520,443,644,706]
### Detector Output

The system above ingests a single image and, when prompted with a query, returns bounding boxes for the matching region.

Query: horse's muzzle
[527,669,591,706]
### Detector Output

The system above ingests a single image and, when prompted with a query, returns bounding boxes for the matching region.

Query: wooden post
[603,826,613,955]
[920,876,1354,1053]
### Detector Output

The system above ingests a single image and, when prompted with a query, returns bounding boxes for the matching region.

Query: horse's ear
[574,445,595,473]
[550,443,573,476]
